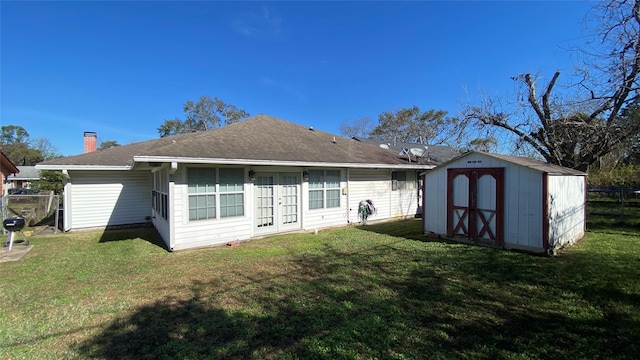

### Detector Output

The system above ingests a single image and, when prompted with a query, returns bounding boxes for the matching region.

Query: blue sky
[2,1,595,156]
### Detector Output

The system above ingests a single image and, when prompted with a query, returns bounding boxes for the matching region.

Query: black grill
[3,217,26,232]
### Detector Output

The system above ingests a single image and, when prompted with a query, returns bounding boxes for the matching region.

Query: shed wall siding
[68,171,151,229]
[423,152,585,253]
[503,164,543,248]
[423,165,448,234]
[548,175,585,248]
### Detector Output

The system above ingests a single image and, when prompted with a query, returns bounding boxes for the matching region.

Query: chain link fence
[1,193,61,235]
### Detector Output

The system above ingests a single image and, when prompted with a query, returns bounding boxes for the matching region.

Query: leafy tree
[157,118,186,138]
[339,117,375,138]
[370,106,453,144]
[461,0,640,171]
[0,125,60,165]
[31,170,65,195]
[1,125,29,144]
[158,96,250,137]
[99,140,121,150]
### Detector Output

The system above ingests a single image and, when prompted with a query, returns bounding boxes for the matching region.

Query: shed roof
[437,151,587,176]
[38,115,437,170]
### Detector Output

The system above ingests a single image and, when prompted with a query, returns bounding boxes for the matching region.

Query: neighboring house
[1,152,20,196]
[6,166,41,193]
[352,137,461,164]
[37,115,458,251]
[422,151,586,254]
[353,137,461,216]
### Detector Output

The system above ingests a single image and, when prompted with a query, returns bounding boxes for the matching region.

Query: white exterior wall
[391,170,419,219]
[347,169,420,224]
[165,165,425,251]
[151,167,171,249]
[348,169,392,223]
[548,175,586,248]
[170,165,253,251]
[66,170,151,229]
[302,169,349,230]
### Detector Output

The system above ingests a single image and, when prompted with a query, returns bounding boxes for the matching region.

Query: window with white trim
[188,167,244,221]
[308,169,341,210]
[392,171,410,191]
[152,169,168,220]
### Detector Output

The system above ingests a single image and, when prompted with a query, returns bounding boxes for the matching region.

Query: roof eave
[134,156,435,170]
[35,164,133,171]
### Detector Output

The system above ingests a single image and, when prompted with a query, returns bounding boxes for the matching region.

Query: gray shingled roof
[38,115,435,169]
[353,138,461,164]
[7,166,40,180]
[440,151,586,176]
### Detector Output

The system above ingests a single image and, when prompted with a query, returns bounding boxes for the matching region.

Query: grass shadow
[98,226,169,251]
[74,233,640,359]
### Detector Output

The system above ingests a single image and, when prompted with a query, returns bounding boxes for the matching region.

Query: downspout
[169,162,178,251]
[583,174,588,232]
[346,168,351,223]
[62,170,71,232]
[421,172,426,234]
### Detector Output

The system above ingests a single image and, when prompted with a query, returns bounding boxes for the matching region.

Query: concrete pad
[0,243,33,262]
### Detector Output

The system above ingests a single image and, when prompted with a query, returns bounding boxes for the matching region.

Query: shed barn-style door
[447,168,504,247]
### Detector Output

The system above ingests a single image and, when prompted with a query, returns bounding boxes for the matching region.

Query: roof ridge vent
[309,126,314,131]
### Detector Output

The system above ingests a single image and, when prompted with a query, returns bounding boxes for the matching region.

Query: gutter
[35,165,133,171]
[134,156,435,170]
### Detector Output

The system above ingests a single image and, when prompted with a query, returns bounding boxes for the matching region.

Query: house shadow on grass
[355,218,427,241]
[98,226,169,251]
[356,218,464,247]
[73,237,640,359]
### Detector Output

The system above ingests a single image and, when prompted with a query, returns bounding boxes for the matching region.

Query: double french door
[447,168,504,246]
[254,173,301,234]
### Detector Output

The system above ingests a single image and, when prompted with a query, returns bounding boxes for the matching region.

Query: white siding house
[38,115,449,251]
[423,151,586,254]
[61,171,151,231]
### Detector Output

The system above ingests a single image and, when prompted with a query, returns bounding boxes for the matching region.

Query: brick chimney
[84,132,97,153]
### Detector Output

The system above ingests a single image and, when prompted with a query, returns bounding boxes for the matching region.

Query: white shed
[422,151,586,254]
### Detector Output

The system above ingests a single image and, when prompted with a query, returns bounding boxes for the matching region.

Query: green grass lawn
[1,216,639,359]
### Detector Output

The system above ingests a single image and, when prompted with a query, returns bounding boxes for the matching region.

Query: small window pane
[219,168,244,192]
[325,170,340,188]
[326,189,340,208]
[188,168,216,193]
[309,170,324,189]
[309,190,324,209]
[189,194,216,221]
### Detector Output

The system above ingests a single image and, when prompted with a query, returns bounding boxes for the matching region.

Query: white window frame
[308,169,341,210]
[187,167,245,221]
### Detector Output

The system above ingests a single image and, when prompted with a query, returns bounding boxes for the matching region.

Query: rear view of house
[38,115,456,251]
[423,151,586,254]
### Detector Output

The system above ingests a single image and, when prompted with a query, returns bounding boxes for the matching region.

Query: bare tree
[339,117,374,138]
[461,0,640,171]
